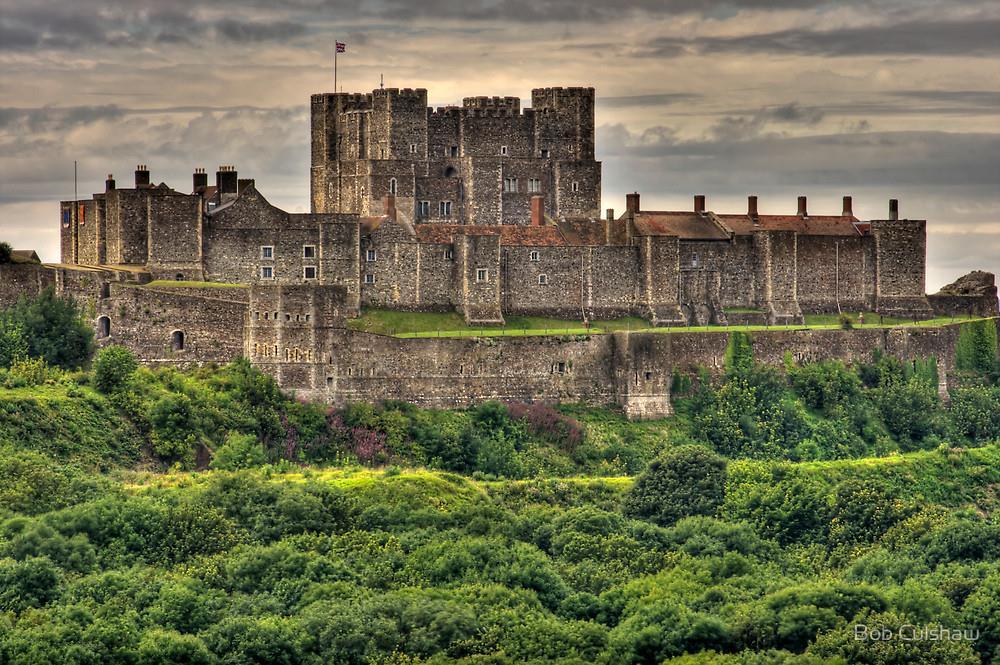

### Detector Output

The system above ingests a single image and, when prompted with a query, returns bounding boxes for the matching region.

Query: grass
[143,280,247,289]
[803,311,907,326]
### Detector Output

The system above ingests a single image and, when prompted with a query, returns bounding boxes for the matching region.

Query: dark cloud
[0,106,126,133]
[707,102,825,141]
[213,18,308,42]
[889,90,1000,107]
[599,93,701,108]
[642,17,1000,57]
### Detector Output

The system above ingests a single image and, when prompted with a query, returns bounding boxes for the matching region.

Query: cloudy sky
[1,0,998,290]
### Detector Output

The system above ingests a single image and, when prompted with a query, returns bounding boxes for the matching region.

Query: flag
[336,41,346,53]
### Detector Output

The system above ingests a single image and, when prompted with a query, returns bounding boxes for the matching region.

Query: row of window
[260,266,317,280]
[254,311,312,322]
[503,178,542,193]
[261,245,316,260]
[417,201,452,217]
[362,270,549,285]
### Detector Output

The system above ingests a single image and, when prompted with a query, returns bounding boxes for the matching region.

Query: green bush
[0,287,93,369]
[93,345,138,393]
[0,242,11,263]
[211,431,267,470]
[623,445,727,526]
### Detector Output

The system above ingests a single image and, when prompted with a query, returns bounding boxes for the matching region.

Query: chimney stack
[842,196,853,217]
[531,195,545,227]
[193,167,208,191]
[606,208,614,221]
[889,199,899,220]
[694,194,706,214]
[797,195,808,217]
[105,174,116,192]
[216,165,238,195]
[625,192,640,215]
[384,194,397,222]
[747,195,758,220]
[134,165,150,188]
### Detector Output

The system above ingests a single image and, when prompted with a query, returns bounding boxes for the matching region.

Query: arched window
[99,283,110,299]
[97,316,110,339]
[174,273,184,281]
[389,177,397,195]
[443,166,458,178]
[171,330,184,351]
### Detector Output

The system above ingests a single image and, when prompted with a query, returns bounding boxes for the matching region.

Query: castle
[3,84,994,418]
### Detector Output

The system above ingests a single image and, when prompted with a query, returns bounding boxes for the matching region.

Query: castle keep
[8,83,988,417]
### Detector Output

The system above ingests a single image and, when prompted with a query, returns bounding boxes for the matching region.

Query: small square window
[571,181,580,193]
[410,143,417,154]
[439,201,452,217]
[503,177,518,193]
[418,201,430,217]
[260,266,274,280]
[528,178,541,193]
[529,250,539,262]
[303,266,317,280]
[449,146,458,157]
[445,247,454,260]
[303,245,316,259]
[261,246,274,260]
[476,268,487,282]
[557,361,566,374]
[364,274,375,285]
[540,148,550,158]
[366,249,377,262]
[538,274,548,285]
[500,145,508,156]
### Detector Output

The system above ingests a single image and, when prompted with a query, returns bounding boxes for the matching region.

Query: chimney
[889,199,899,220]
[625,192,640,215]
[694,194,706,214]
[105,174,116,192]
[384,194,397,222]
[531,195,545,227]
[134,165,150,188]
[797,195,808,217]
[216,165,238,195]
[192,167,208,191]
[747,195,758,220]
[842,195,853,217]
[606,208,614,221]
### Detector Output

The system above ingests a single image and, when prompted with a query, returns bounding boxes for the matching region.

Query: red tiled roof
[415,224,567,246]
[717,214,866,236]
[556,217,608,246]
[632,212,731,240]
[360,216,390,233]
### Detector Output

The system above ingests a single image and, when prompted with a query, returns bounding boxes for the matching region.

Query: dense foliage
[0,287,93,371]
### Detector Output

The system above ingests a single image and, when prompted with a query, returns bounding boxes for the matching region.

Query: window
[476,268,488,282]
[364,274,375,285]
[529,250,540,262]
[171,330,184,351]
[645,371,652,380]
[439,201,452,217]
[174,273,184,281]
[445,247,454,260]
[538,274,548,285]
[389,178,397,195]
[571,181,579,192]
[528,178,541,193]
[503,177,518,193]
[540,148,550,158]
[366,249,377,262]
[97,316,110,339]
[303,245,316,259]
[62,209,71,228]
[303,266,317,280]
[449,146,458,157]
[100,283,110,299]
[260,245,274,260]
[557,361,566,374]
[500,145,508,156]
[691,253,700,268]
[261,266,274,279]
[418,200,430,217]
[409,143,417,154]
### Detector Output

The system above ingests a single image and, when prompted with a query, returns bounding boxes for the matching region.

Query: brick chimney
[694,194,706,214]
[530,195,544,227]
[606,208,614,221]
[192,167,208,191]
[134,165,150,188]
[105,174,115,192]
[747,195,758,220]
[216,165,238,195]
[625,192,640,215]
[384,194,397,222]
[797,195,808,217]
[842,195,853,217]
[889,199,899,220]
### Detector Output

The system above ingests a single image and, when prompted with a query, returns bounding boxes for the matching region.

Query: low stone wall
[928,294,999,319]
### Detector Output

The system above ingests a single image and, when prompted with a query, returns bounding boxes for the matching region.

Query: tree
[0,287,93,369]
[211,432,267,470]
[93,345,138,393]
[623,445,727,526]
[0,241,11,263]
[137,629,217,665]
[0,320,28,368]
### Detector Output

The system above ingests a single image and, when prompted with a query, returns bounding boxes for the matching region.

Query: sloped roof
[11,250,40,263]
[632,212,731,240]
[415,224,567,246]
[717,214,866,237]
[556,217,608,246]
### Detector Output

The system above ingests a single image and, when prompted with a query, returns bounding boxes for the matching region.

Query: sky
[0,0,997,291]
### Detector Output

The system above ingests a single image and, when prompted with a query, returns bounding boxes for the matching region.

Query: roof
[632,212,731,240]
[717,214,866,237]
[556,217,608,246]
[11,250,40,263]
[415,224,568,247]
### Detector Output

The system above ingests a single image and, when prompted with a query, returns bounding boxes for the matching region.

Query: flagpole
[334,39,337,93]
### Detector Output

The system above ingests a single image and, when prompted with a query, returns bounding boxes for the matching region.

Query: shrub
[149,393,201,461]
[623,445,727,526]
[0,242,11,263]
[211,431,267,470]
[789,360,862,414]
[948,385,1000,443]
[0,287,93,369]
[506,402,584,452]
[6,357,56,386]
[93,345,138,393]
[0,321,28,369]
[955,319,997,375]
[838,313,854,330]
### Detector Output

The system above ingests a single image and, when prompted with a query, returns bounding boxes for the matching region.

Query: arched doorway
[443,166,458,178]
[171,330,184,351]
[174,273,184,281]
[97,316,110,338]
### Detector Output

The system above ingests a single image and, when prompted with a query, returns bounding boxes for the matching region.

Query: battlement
[531,87,596,109]
[463,96,520,111]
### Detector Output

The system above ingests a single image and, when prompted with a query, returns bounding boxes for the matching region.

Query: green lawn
[143,280,247,289]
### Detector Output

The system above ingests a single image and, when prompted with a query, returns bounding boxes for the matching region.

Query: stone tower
[310,86,601,225]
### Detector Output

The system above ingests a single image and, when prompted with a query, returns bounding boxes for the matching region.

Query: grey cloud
[598,93,701,108]
[642,17,1000,58]
[708,102,825,141]
[213,18,308,42]
[0,106,127,133]
[889,90,1000,107]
